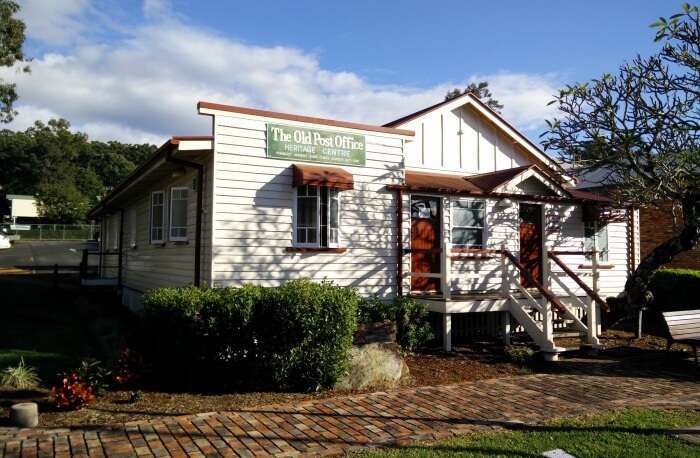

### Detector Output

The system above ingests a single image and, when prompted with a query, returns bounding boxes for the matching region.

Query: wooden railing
[80,249,120,282]
[407,240,603,349]
[547,250,608,311]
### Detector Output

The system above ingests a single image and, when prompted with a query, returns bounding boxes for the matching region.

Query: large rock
[335,342,410,391]
[10,402,38,428]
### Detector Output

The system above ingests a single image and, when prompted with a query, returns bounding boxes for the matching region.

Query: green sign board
[266,123,366,166]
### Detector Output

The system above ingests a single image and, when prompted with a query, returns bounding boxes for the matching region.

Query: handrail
[500,249,568,315]
[450,247,500,261]
[547,251,609,311]
[550,250,595,256]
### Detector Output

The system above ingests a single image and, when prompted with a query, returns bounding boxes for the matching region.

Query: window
[169,187,189,241]
[584,221,608,262]
[451,199,485,248]
[150,191,165,243]
[295,185,341,247]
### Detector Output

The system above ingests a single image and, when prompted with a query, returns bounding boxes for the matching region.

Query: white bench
[662,310,699,363]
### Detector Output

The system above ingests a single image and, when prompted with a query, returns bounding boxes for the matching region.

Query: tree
[445,81,504,111]
[0,0,28,123]
[542,3,700,309]
[36,181,89,223]
[0,119,157,222]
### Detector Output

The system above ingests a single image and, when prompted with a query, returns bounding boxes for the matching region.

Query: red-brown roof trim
[292,164,354,190]
[405,171,482,194]
[88,134,212,218]
[465,165,533,192]
[198,101,414,137]
[383,92,472,127]
[170,135,213,144]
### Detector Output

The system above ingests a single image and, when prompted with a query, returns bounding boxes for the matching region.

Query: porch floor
[410,290,549,314]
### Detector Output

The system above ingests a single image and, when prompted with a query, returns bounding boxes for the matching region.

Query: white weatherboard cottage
[88,93,640,359]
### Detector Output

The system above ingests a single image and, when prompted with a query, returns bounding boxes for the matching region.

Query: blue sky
[179,1,669,86]
[5,0,678,144]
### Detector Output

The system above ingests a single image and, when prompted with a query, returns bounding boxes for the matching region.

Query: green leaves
[0,120,157,222]
[143,280,359,391]
[358,295,433,353]
[0,0,28,123]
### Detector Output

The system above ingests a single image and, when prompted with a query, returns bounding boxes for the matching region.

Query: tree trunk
[616,195,700,310]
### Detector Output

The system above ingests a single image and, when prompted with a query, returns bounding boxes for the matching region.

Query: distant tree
[0,119,157,222]
[0,0,28,123]
[445,81,504,111]
[542,3,700,309]
[36,181,89,223]
[80,142,154,189]
[0,127,42,194]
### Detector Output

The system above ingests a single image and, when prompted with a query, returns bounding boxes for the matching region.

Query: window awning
[292,164,354,190]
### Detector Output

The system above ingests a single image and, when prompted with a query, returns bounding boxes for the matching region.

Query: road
[0,240,98,269]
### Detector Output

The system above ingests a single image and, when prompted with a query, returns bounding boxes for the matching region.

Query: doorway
[519,203,543,287]
[410,195,441,292]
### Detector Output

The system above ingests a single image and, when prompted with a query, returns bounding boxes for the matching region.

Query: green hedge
[649,268,700,312]
[357,295,433,352]
[142,280,357,391]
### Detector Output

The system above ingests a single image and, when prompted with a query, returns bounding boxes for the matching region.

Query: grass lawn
[359,409,700,458]
[0,276,127,384]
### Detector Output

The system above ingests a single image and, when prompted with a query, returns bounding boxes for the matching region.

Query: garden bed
[0,345,523,428]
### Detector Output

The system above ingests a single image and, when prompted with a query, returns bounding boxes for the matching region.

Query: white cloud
[18,0,90,45]
[471,73,561,133]
[5,3,562,144]
[142,0,170,20]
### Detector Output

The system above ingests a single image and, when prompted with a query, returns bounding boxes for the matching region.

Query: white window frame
[169,186,189,242]
[451,198,486,249]
[293,185,342,248]
[149,190,165,244]
[584,221,609,262]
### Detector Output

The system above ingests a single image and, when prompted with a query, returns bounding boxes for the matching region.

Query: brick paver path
[1,367,699,457]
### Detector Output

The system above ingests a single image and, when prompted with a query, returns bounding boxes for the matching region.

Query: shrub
[392,296,434,353]
[255,280,358,391]
[0,357,41,389]
[358,296,433,353]
[142,286,218,384]
[112,348,144,387]
[71,359,110,397]
[199,284,259,370]
[649,268,700,312]
[505,345,536,369]
[141,280,359,391]
[50,373,94,410]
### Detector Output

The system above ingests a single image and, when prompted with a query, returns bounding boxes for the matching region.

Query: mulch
[0,344,523,429]
[2,331,691,430]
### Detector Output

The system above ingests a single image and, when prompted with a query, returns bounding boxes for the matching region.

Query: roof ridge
[383,92,477,127]
[198,101,414,137]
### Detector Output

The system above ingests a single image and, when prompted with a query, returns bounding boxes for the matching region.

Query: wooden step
[553,331,585,338]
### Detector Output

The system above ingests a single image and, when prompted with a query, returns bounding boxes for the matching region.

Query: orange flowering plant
[50,372,95,410]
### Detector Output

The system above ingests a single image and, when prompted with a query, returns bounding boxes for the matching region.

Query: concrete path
[1,364,698,457]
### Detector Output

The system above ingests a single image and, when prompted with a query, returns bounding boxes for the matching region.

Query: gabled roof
[198,101,414,137]
[384,92,568,179]
[88,135,213,218]
[465,165,532,193]
[401,165,612,204]
[383,93,465,128]
[405,170,482,194]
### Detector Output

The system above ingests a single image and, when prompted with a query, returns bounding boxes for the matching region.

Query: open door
[519,203,543,287]
[410,196,441,292]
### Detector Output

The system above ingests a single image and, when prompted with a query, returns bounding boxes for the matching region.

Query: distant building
[6,195,39,224]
